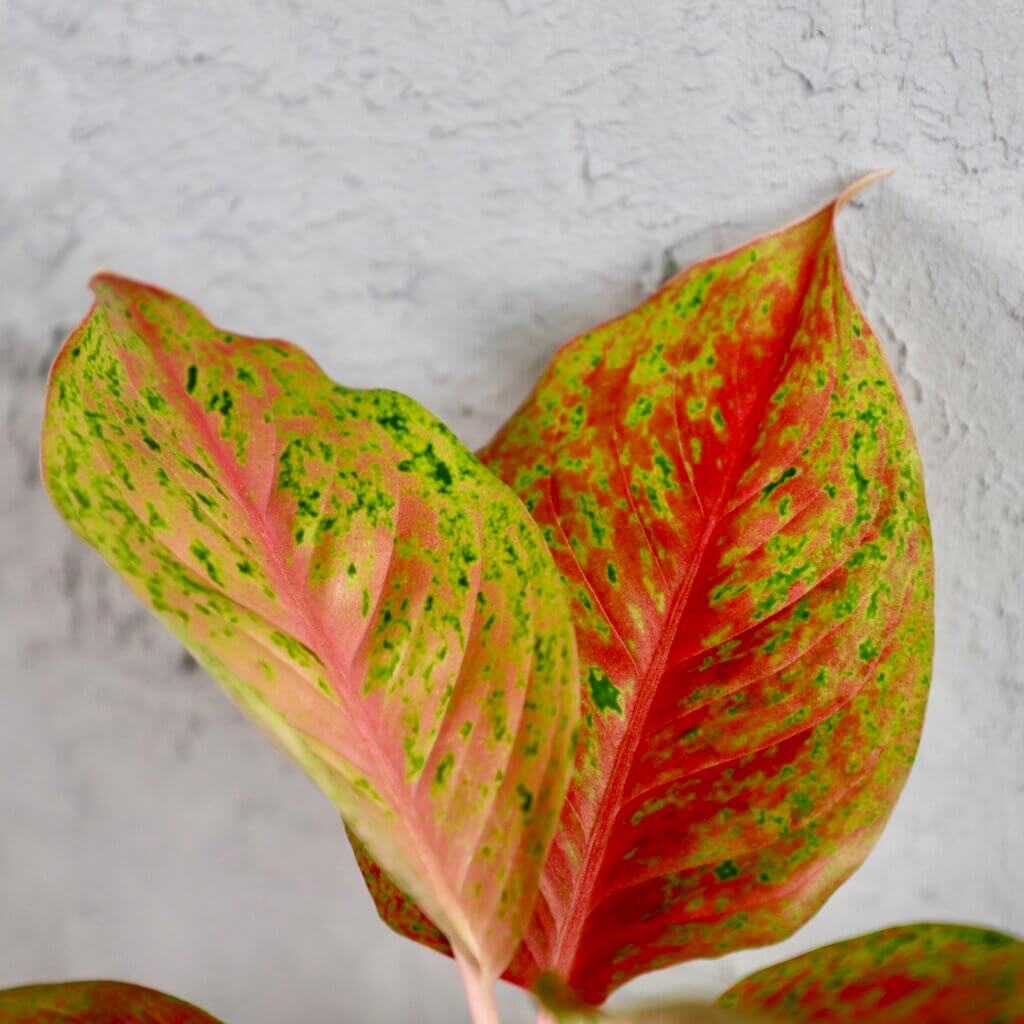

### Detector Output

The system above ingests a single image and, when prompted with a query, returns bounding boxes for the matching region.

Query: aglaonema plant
[20,174,1020,1023]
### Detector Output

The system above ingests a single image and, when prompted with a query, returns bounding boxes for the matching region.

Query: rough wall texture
[1,2,1021,1022]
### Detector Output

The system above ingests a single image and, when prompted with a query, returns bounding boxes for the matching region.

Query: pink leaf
[40,276,579,998]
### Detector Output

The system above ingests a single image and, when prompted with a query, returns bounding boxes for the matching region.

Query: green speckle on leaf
[588,666,622,715]
[714,859,740,881]
[859,639,880,661]
[433,753,454,792]
[516,783,534,814]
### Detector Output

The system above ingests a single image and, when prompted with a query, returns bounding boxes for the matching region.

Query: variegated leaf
[355,175,934,1003]
[0,981,223,1023]
[719,923,1024,1023]
[40,275,579,989]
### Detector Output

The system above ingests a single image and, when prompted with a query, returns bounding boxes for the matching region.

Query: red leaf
[40,276,579,995]
[357,176,934,1003]
[0,981,223,1023]
[719,923,1024,1022]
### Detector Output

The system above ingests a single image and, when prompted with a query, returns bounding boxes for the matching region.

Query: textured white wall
[2,2,1022,1021]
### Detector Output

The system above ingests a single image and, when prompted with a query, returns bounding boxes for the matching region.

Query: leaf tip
[835,168,894,211]
[88,269,163,302]
[88,267,119,289]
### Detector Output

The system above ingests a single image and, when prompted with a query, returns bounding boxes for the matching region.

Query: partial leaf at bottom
[0,981,223,1023]
[719,923,1024,1023]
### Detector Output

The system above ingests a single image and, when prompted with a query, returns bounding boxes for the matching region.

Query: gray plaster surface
[2,2,1022,1021]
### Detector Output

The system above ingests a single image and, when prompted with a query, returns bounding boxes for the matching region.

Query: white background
[2,2,1022,1021]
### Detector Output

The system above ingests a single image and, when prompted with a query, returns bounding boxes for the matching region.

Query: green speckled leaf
[355,176,934,1003]
[719,923,1024,1023]
[41,275,579,986]
[0,981,223,1023]
[484,175,933,1001]
[539,924,1024,1023]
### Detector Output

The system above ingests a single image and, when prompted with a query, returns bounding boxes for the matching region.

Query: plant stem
[453,946,501,1024]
